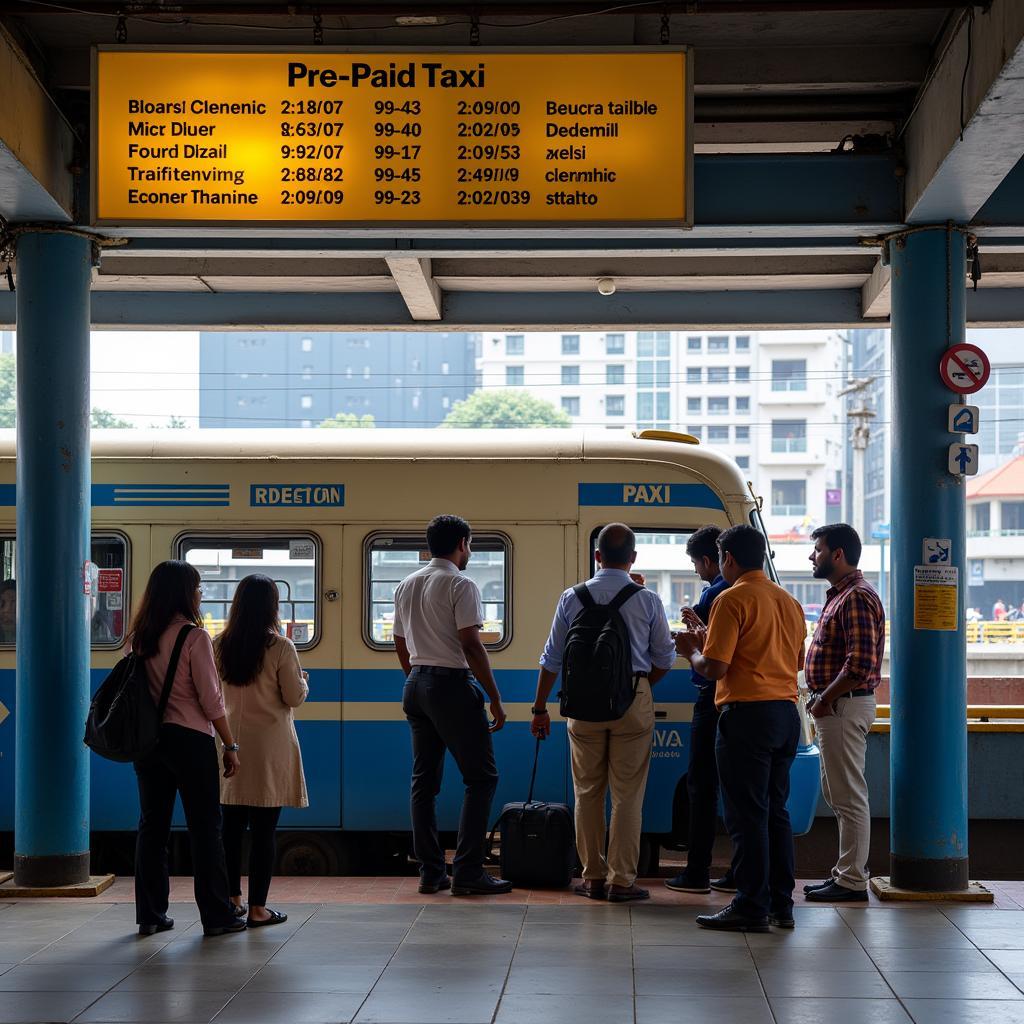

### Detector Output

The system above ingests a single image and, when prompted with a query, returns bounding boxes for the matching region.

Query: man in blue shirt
[666,526,737,895]
[531,523,676,903]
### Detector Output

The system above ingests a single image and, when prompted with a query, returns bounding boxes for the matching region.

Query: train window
[0,533,130,648]
[176,533,320,650]
[365,533,510,650]
[588,527,702,628]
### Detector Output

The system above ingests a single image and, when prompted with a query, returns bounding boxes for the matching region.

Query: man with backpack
[530,523,676,903]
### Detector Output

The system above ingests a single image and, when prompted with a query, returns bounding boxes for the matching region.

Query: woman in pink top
[131,560,246,938]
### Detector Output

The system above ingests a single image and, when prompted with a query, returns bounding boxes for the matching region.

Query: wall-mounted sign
[948,403,980,434]
[948,442,979,476]
[913,565,958,631]
[938,343,990,395]
[93,47,692,228]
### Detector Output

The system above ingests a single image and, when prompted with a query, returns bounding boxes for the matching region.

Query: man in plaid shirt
[803,523,885,902]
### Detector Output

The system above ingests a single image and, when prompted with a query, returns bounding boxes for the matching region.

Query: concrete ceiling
[2,1,1024,329]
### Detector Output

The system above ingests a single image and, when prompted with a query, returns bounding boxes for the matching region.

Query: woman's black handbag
[84,624,193,763]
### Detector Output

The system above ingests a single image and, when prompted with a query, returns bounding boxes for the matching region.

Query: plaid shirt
[805,570,885,693]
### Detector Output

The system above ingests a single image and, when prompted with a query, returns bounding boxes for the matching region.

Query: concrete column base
[870,876,994,902]
[0,873,115,898]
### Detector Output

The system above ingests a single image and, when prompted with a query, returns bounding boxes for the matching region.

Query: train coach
[0,428,820,875]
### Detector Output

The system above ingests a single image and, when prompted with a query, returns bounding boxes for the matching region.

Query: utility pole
[838,376,877,539]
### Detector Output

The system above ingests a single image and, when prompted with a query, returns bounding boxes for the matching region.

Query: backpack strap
[608,582,643,612]
[573,583,596,608]
[156,624,195,720]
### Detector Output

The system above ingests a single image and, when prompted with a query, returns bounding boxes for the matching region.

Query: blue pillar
[889,226,969,891]
[14,232,92,887]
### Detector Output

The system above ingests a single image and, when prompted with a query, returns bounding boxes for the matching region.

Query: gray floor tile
[751,945,878,971]
[632,945,754,971]
[25,941,164,966]
[746,928,864,949]
[630,924,749,947]
[638,995,774,1024]
[0,962,136,991]
[0,989,105,1023]
[146,938,276,967]
[241,963,385,994]
[884,972,1024,1000]
[213,990,365,1024]
[270,942,400,967]
[757,968,893,999]
[387,943,514,969]
[771,997,913,1024]
[1010,976,1024,995]
[902,999,1024,1024]
[871,948,1002,973]
[940,909,1024,926]
[494,993,635,1024]
[405,924,521,946]
[858,932,975,952]
[633,967,764,996]
[310,907,421,925]
[369,966,504,995]
[0,939,63,961]
[0,964,13,976]
[299,922,414,945]
[978,946,1024,970]
[510,946,633,971]
[504,963,634,995]
[354,989,499,1024]
[74,989,235,1023]
[112,965,262,992]
[956,928,1024,950]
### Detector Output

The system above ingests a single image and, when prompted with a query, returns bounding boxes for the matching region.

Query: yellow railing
[872,704,1024,733]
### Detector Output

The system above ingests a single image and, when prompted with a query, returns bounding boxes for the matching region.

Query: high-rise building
[477,329,846,535]
[199,331,478,428]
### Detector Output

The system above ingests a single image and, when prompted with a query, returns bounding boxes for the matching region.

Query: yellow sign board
[92,48,691,227]
[913,566,959,631]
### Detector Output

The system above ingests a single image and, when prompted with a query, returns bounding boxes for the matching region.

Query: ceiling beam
[862,259,891,318]
[905,0,1024,223]
[384,256,443,321]
[0,24,76,220]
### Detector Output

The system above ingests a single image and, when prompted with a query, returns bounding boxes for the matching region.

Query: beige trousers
[815,694,876,891]
[568,679,655,887]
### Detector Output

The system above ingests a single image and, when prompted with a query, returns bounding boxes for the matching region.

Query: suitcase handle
[526,735,541,804]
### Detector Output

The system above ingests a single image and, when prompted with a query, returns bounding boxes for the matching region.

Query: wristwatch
[224,742,240,752]
[530,706,549,715]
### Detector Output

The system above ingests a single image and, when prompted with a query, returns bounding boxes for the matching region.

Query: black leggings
[221,804,283,908]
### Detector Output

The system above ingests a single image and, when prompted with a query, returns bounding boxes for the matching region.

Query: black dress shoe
[802,879,833,894]
[710,875,738,893]
[451,874,513,896]
[138,916,174,936]
[418,876,452,895]
[804,881,869,903]
[769,913,796,929]
[665,871,710,894]
[203,919,248,937]
[696,905,770,933]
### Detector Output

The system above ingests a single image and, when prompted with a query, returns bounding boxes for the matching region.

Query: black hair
[128,560,202,658]
[426,514,472,557]
[597,523,636,565]
[811,523,863,567]
[717,524,767,572]
[686,526,722,563]
[216,574,282,687]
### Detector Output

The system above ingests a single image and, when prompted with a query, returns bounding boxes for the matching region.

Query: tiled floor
[0,879,1023,1023]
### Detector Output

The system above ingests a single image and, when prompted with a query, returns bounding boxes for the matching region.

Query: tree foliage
[90,408,133,428]
[318,412,376,429]
[440,389,571,429]
[0,354,15,428]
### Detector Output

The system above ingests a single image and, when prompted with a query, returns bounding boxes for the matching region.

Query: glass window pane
[656,360,670,385]
[656,337,670,357]
[686,367,702,384]
[708,426,729,443]
[637,360,655,387]
[561,334,580,355]
[638,338,655,357]
[607,395,625,416]
[687,397,701,413]
[367,534,508,647]
[735,366,751,382]
[637,392,654,419]
[708,335,729,352]
[772,359,807,391]
[708,367,729,383]
[606,364,625,385]
[561,396,580,416]
[179,534,319,648]
[687,336,702,352]
[605,333,626,354]
[708,397,729,415]
[561,365,580,385]
[656,393,670,419]
[771,480,807,515]
[506,366,524,386]
[506,334,524,355]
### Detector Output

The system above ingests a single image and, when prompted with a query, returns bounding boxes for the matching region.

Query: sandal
[607,885,650,904]
[574,881,606,901]
[246,908,288,928]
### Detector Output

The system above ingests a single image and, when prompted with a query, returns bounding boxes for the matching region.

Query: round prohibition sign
[939,343,991,395]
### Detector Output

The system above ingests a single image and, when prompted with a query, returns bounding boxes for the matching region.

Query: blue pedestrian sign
[947,442,979,476]
[948,404,980,435]
[923,538,951,564]
[871,522,890,541]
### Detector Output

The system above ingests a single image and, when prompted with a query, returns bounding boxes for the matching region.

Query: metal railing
[873,705,1024,733]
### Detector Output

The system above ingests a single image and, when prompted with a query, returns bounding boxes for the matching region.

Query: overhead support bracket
[905,0,1024,223]
[384,256,443,321]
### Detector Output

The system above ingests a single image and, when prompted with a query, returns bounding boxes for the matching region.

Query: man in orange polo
[675,524,806,932]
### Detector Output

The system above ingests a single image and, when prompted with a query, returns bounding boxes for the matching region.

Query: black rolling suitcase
[493,738,575,889]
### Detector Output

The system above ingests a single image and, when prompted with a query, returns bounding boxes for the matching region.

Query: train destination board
[92,48,691,227]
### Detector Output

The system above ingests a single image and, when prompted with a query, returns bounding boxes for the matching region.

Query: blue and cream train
[0,429,821,873]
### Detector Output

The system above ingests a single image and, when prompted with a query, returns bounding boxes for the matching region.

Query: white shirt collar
[428,557,460,573]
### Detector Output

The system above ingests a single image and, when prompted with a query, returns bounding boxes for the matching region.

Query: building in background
[200,331,478,428]
[0,332,13,355]
[478,329,845,537]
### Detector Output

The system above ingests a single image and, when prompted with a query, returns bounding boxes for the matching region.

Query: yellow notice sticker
[913,565,959,631]
[93,48,690,226]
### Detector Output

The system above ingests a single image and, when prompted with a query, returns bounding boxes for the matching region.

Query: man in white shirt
[393,514,511,897]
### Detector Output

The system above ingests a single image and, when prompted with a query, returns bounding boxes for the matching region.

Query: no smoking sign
[939,343,991,395]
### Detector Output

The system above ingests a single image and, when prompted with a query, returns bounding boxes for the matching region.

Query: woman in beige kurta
[215,574,308,927]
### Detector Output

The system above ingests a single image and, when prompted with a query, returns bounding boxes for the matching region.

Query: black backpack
[558,582,643,722]
[84,624,193,763]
